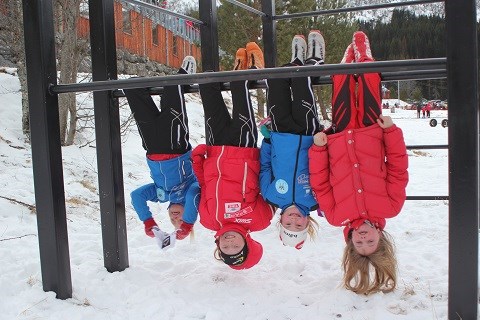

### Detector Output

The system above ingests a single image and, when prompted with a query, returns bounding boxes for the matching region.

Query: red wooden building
[78,1,201,69]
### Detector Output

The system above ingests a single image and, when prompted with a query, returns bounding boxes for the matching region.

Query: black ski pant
[199,80,257,148]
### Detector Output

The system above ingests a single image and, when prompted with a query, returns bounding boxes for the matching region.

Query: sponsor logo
[297,173,309,184]
[225,202,241,213]
[275,179,289,194]
[224,206,252,219]
[156,188,166,201]
[283,230,298,238]
[234,218,252,224]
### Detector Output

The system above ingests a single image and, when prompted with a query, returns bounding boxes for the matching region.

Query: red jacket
[192,144,275,233]
[308,124,408,237]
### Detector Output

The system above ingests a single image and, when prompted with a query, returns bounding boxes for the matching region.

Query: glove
[259,124,271,139]
[176,222,194,240]
[143,218,158,238]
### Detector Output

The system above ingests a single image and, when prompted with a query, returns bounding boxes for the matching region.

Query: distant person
[422,105,426,118]
[425,102,432,118]
[309,31,409,295]
[123,56,200,241]
[416,103,422,118]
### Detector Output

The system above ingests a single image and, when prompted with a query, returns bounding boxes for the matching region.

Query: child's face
[351,223,381,256]
[168,204,184,229]
[280,207,309,232]
[218,231,246,255]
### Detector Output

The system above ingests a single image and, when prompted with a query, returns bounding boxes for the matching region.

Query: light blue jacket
[259,132,318,216]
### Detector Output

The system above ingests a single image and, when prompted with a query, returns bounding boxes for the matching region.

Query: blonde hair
[277,215,319,240]
[306,216,319,240]
[342,230,397,295]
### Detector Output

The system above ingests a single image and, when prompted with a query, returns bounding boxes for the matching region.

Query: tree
[0,0,29,138]
[54,0,89,146]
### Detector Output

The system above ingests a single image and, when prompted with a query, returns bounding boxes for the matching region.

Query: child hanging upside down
[192,42,275,270]
[308,31,409,295]
[259,30,326,250]
[123,56,200,241]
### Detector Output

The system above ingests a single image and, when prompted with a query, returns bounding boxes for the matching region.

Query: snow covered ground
[0,72,458,319]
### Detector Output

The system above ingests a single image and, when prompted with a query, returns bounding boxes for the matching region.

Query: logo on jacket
[234,218,252,224]
[156,188,166,201]
[275,179,289,194]
[225,202,241,213]
[225,206,252,219]
[297,174,309,184]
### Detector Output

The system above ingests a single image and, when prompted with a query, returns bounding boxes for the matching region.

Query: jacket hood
[216,224,263,270]
[280,203,311,217]
[343,218,386,242]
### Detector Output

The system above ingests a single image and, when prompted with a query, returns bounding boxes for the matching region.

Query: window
[122,9,132,34]
[152,25,158,46]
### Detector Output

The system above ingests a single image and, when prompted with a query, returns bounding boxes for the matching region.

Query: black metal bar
[21,0,72,299]
[406,145,448,150]
[199,0,219,71]
[110,69,446,97]
[51,58,446,94]
[122,0,204,25]
[406,196,449,200]
[446,0,479,319]
[89,0,129,273]
[223,0,266,16]
[274,0,444,21]
[262,0,276,68]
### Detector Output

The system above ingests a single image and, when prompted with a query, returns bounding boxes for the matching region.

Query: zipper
[242,162,247,202]
[292,135,302,205]
[215,146,225,227]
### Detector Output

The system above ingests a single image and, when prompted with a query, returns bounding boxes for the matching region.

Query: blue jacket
[259,132,318,216]
[131,150,200,224]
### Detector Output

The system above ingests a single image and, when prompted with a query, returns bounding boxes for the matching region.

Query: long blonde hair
[342,230,397,295]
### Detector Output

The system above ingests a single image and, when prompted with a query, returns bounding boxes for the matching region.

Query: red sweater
[192,144,274,232]
[308,124,408,234]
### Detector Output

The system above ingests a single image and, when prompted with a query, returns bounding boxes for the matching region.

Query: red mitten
[176,222,194,240]
[143,218,158,238]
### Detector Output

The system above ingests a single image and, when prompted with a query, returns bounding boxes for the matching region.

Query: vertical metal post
[445,0,479,318]
[261,0,276,68]
[199,0,219,71]
[21,0,72,299]
[88,0,129,272]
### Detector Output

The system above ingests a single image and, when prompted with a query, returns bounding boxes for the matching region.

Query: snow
[0,72,460,319]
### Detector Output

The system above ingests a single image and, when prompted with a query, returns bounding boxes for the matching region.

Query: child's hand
[377,115,394,129]
[143,218,158,238]
[176,222,194,240]
[313,132,328,146]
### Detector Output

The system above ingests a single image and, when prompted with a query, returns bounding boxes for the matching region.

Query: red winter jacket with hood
[192,144,275,268]
[308,123,408,240]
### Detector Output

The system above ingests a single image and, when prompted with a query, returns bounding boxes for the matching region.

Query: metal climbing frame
[21,0,478,318]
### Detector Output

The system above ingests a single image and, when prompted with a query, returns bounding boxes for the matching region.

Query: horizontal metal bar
[274,0,444,21]
[111,69,446,97]
[407,145,448,150]
[406,195,449,200]
[122,0,204,25]
[51,58,446,94]
[223,0,266,16]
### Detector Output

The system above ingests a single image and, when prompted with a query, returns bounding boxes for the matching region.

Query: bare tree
[54,0,89,146]
[0,0,29,138]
